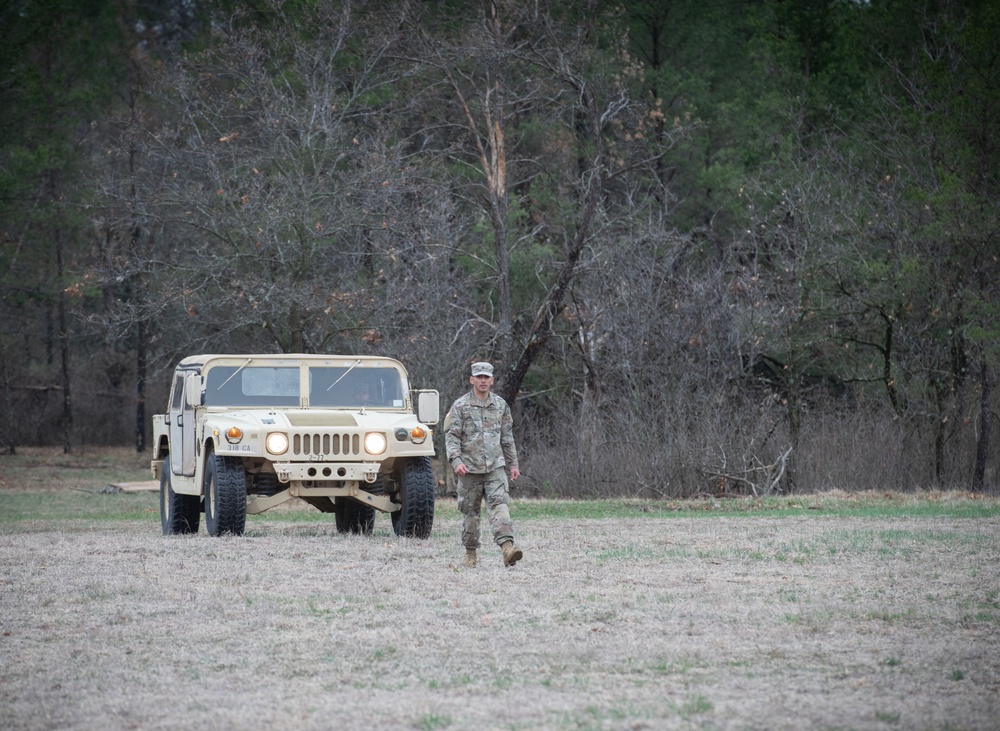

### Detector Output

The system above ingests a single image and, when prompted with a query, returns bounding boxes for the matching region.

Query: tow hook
[363,465,379,483]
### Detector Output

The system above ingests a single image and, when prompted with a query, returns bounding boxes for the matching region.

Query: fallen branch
[701,445,794,497]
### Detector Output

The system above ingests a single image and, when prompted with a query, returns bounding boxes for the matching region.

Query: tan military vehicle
[150,354,439,538]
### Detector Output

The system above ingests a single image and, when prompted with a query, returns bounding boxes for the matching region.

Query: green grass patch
[0,491,160,522]
[415,714,452,731]
[595,545,658,562]
[509,495,1000,520]
[2,489,998,530]
[875,709,901,724]
[679,694,714,716]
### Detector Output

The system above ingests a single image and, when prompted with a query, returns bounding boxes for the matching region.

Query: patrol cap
[471,361,493,377]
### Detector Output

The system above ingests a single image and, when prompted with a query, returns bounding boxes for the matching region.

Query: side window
[170,375,185,411]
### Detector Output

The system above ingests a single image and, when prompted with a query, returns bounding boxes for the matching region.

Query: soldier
[352,381,374,406]
[444,361,523,568]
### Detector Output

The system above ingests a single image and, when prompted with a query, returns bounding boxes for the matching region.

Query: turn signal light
[225,426,243,444]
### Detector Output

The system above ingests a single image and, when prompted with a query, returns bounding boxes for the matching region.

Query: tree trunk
[55,216,73,454]
[135,316,147,452]
[882,312,900,414]
[490,191,513,367]
[785,369,801,493]
[1,354,14,454]
[973,360,991,491]
[497,83,606,405]
[933,379,946,486]
[124,30,148,453]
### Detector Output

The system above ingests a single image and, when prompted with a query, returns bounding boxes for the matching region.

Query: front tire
[160,455,200,535]
[391,456,435,538]
[204,450,247,536]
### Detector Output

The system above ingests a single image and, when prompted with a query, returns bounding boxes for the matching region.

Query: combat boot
[501,540,523,567]
[463,548,478,567]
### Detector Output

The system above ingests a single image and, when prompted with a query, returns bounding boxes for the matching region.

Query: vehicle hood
[206,409,424,430]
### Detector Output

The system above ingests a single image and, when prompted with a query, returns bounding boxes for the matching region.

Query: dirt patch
[1,514,998,730]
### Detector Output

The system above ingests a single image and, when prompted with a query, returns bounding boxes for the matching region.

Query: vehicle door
[168,371,197,476]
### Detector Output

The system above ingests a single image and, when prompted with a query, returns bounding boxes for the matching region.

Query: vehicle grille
[292,432,361,457]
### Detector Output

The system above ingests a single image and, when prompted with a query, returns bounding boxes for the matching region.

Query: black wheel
[335,497,375,535]
[160,455,200,535]
[204,450,247,536]
[391,456,435,538]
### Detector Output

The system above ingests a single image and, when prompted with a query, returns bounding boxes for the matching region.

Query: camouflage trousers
[456,468,514,549]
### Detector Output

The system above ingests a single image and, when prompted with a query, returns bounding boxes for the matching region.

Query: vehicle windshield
[204,366,300,407]
[202,364,404,408]
[309,367,403,408]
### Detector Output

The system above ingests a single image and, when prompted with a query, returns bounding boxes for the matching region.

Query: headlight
[410,426,428,444]
[266,432,289,455]
[225,426,243,444]
[364,432,387,455]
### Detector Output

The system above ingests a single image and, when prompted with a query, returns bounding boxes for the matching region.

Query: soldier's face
[471,374,493,396]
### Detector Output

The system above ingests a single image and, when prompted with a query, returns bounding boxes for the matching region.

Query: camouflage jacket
[444,391,519,474]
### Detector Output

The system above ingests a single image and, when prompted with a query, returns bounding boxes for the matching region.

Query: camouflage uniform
[444,390,519,549]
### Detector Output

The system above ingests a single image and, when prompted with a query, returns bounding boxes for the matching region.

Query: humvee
[150,354,439,537]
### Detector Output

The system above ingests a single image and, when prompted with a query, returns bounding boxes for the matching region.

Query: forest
[1,0,998,496]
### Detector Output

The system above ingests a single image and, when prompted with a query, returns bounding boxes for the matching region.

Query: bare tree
[95,2,418,360]
[402,0,683,405]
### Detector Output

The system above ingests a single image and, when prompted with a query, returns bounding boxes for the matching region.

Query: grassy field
[1,448,999,730]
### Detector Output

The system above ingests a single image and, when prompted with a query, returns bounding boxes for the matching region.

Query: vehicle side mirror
[185,374,204,407]
[415,390,439,425]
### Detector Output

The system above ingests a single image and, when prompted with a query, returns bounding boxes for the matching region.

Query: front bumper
[248,461,394,515]
[271,461,381,484]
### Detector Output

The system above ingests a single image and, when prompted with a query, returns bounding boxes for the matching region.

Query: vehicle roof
[174,354,406,370]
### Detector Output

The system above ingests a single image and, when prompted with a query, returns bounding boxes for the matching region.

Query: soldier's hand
[454,463,468,476]
[510,467,520,480]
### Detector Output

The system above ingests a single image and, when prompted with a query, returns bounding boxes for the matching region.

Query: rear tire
[160,455,200,535]
[391,456,435,538]
[335,497,375,535]
[204,450,247,536]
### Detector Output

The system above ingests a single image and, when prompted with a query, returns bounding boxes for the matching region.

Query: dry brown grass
[2,449,998,729]
[2,506,999,730]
